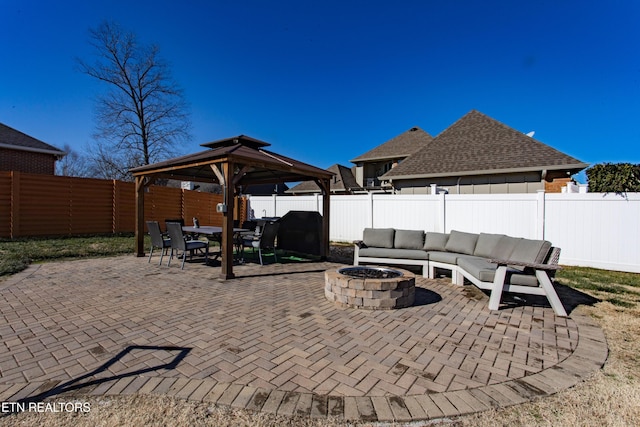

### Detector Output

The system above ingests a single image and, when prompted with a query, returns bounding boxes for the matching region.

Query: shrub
[586,163,640,194]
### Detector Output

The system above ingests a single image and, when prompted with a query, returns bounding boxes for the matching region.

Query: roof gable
[0,122,65,156]
[350,126,433,163]
[382,110,588,179]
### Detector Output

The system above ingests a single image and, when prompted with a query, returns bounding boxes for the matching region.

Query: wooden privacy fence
[0,171,246,238]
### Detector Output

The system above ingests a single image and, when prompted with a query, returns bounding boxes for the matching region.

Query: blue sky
[1,0,639,182]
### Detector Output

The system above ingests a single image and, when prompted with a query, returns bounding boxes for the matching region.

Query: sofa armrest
[354,240,367,249]
[490,259,562,271]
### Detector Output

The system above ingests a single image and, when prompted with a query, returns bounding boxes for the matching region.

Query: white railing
[247,191,640,273]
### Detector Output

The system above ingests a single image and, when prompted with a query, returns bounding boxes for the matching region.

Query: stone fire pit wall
[325,267,416,310]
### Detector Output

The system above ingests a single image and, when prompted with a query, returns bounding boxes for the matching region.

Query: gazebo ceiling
[130,135,334,185]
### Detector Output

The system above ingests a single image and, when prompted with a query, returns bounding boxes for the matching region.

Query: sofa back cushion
[473,233,506,258]
[363,228,395,249]
[491,236,521,260]
[394,229,425,250]
[509,238,552,265]
[445,230,479,255]
[423,232,449,251]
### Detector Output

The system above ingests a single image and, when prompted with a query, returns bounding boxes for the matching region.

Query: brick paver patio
[0,255,607,422]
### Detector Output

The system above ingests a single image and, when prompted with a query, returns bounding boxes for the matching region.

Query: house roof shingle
[0,122,66,156]
[350,126,433,163]
[287,164,362,194]
[381,110,588,180]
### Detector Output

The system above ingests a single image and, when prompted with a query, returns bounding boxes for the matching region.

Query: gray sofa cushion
[491,236,521,260]
[427,251,460,264]
[457,257,498,282]
[473,233,506,258]
[423,232,449,251]
[363,228,395,249]
[458,257,539,285]
[359,247,429,260]
[394,229,425,250]
[427,251,479,265]
[509,239,552,265]
[445,230,479,255]
[510,273,540,287]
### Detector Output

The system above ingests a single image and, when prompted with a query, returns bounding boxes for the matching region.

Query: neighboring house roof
[0,122,66,157]
[381,110,588,180]
[287,164,362,194]
[350,126,433,163]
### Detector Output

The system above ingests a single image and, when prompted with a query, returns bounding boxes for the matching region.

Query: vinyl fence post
[438,190,446,233]
[536,189,546,239]
[272,193,277,217]
[368,191,374,228]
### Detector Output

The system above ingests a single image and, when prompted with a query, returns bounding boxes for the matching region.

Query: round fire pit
[325,266,415,310]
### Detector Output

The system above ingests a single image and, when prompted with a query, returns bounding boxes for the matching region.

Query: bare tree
[77,21,191,180]
[56,144,92,177]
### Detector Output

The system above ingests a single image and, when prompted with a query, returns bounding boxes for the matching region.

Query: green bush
[586,163,640,194]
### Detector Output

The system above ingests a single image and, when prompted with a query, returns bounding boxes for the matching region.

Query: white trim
[0,143,65,157]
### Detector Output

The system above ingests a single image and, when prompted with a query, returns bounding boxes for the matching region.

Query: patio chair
[164,218,185,233]
[146,221,172,265]
[166,222,209,269]
[241,220,280,265]
[234,220,259,253]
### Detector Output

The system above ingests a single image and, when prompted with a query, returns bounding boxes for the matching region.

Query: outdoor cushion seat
[457,257,498,282]
[473,233,507,258]
[510,238,552,265]
[508,272,540,287]
[457,257,540,286]
[394,229,425,250]
[423,232,450,251]
[427,251,465,264]
[445,230,479,255]
[363,228,395,248]
[358,247,429,260]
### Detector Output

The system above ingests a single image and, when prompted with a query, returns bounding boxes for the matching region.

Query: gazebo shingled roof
[130,135,333,279]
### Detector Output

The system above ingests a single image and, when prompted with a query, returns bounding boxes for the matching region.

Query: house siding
[0,147,56,174]
[393,172,545,194]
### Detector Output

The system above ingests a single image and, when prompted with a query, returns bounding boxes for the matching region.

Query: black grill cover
[277,211,323,256]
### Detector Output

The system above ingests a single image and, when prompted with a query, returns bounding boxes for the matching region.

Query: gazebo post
[318,178,331,260]
[220,161,236,279]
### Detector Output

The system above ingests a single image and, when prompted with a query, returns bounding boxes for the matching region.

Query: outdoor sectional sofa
[354,228,567,316]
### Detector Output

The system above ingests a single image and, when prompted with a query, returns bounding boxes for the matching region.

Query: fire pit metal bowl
[325,266,415,310]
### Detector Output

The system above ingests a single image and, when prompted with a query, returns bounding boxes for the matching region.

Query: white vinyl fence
[247,191,640,273]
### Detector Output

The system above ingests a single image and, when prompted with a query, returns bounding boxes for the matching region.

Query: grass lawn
[0,235,146,276]
[1,236,639,426]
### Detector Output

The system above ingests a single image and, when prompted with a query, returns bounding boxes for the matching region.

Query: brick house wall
[544,170,572,193]
[0,147,57,174]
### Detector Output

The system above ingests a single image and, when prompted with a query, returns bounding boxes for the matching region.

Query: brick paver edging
[0,312,606,422]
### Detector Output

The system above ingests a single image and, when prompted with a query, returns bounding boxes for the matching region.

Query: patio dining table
[182,226,251,261]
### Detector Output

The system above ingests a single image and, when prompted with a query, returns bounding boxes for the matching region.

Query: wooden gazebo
[130,135,334,279]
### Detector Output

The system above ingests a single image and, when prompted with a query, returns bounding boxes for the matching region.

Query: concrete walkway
[0,255,607,422]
